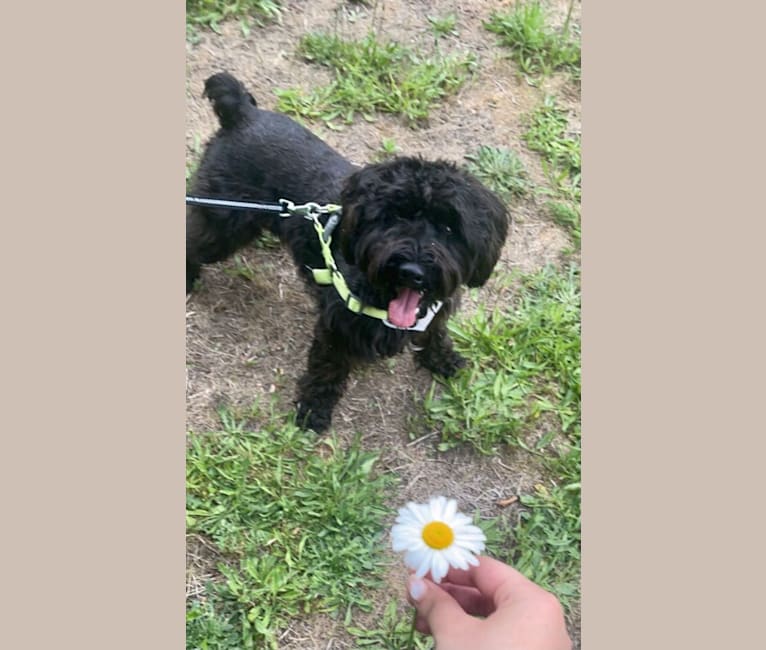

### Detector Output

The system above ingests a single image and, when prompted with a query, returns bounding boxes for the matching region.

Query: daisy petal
[452,531,487,544]
[414,550,432,578]
[430,552,450,584]
[452,512,473,527]
[392,536,417,552]
[443,545,470,571]
[405,501,428,525]
[392,516,432,552]
[391,523,425,542]
[394,514,415,529]
[454,539,485,555]
[404,548,428,573]
[443,498,458,522]
[429,496,447,521]
[452,526,486,541]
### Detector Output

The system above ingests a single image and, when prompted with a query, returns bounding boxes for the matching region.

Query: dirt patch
[186,1,581,647]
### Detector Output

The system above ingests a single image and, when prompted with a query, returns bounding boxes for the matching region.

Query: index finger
[440,556,541,606]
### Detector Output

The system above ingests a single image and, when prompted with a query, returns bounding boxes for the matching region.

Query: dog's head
[338,157,508,328]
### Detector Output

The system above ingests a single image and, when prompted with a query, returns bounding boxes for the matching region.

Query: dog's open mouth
[387,288,423,328]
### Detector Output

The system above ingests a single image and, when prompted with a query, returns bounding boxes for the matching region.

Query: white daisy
[390,496,487,584]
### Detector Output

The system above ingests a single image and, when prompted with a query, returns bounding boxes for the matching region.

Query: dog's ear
[454,174,509,287]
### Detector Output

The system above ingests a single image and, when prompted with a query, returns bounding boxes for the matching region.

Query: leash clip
[322,213,340,242]
[278,198,295,217]
[279,199,342,220]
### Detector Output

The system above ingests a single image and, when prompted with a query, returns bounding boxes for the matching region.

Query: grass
[423,264,581,607]
[547,201,581,247]
[485,0,580,79]
[464,146,532,202]
[348,600,434,649]
[524,97,580,194]
[275,32,476,127]
[424,264,581,456]
[186,0,281,34]
[223,254,257,282]
[524,96,581,244]
[186,405,394,649]
[375,138,401,162]
[427,14,458,40]
[509,454,581,607]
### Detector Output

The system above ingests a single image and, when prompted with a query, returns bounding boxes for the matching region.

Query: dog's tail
[203,72,257,130]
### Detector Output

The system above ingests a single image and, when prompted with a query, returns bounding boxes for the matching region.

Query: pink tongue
[388,288,421,328]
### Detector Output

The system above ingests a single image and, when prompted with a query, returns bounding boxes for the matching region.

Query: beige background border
[583,1,765,647]
[1,2,186,648]
[2,1,764,648]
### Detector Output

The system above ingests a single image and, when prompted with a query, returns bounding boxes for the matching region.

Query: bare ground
[186,1,581,647]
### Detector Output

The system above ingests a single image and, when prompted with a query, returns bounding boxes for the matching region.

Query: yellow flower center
[422,521,454,550]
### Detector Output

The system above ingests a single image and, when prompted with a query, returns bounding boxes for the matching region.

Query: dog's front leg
[411,318,467,378]
[295,325,352,433]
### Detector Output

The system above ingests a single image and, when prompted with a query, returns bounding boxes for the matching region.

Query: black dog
[187,72,508,432]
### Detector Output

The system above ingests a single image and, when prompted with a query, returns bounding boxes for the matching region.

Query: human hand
[406,555,571,650]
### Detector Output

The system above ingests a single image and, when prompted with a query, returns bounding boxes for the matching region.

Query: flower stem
[407,605,418,649]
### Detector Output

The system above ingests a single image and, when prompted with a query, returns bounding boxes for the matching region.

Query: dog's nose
[398,262,425,288]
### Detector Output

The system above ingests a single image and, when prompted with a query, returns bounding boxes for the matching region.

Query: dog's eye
[442,225,454,235]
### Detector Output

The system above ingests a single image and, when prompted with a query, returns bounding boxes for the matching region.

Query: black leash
[185,195,291,214]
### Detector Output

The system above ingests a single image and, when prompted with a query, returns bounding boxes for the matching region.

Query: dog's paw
[296,401,332,434]
[416,348,467,378]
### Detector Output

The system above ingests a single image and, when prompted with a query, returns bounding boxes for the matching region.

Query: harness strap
[308,215,389,321]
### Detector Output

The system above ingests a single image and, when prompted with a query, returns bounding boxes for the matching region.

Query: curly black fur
[187,72,509,432]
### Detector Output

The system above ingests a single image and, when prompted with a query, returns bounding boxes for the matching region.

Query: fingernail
[408,576,427,601]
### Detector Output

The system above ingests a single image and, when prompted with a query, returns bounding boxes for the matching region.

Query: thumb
[407,575,473,636]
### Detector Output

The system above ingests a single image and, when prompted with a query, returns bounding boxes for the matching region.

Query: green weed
[524,97,580,196]
[376,138,400,161]
[186,406,394,649]
[427,14,458,39]
[424,265,581,456]
[495,367,581,609]
[223,254,257,282]
[186,599,243,650]
[348,600,434,649]
[508,462,581,608]
[275,33,476,126]
[464,146,531,201]
[485,0,580,79]
[255,231,282,250]
[547,201,580,247]
[481,458,581,609]
[186,0,281,33]
[523,96,581,244]
[524,96,581,246]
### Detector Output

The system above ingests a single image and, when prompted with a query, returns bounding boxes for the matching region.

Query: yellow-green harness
[306,210,389,321]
